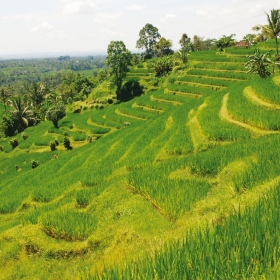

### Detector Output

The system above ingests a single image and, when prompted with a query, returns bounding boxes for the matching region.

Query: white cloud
[94,12,122,24]
[196,10,207,16]
[31,21,55,32]
[101,28,123,37]
[126,4,145,11]
[161,14,176,21]
[63,0,97,15]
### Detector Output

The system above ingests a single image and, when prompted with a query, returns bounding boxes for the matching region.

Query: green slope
[0,41,279,279]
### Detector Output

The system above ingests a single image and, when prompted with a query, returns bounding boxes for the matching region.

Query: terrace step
[166,89,203,98]
[188,104,210,153]
[150,95,183,106]
[184,74,243,82]
[244,86,280,110]
[220,93,278,137]
[132,102,164,113]
[193,68,247,73]
[172,81,226,90]
[87,118,116,131]
[115,109,147,120]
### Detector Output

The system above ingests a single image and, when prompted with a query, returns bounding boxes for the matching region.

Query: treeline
[0,56,106,86]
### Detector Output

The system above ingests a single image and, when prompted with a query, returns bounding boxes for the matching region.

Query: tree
[0,88,8,115]
[252,25,270,42]
[8,97,35,132]
[216,34,236,52]
[178,33,193,63]
[153,56,174,77]
[193,35,207,51]
[45,102,66,128]
[244,49,272,78]
[265,9,280,55]
[136,23,161,59]
[243,34,256,48]
[154,37,174,57]
[106,41,131,100]
[25,82,47,110]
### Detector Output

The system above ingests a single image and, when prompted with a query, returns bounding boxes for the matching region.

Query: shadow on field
[118,80,144,102]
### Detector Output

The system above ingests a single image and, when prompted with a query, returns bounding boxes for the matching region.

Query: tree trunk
[53,120,58,128]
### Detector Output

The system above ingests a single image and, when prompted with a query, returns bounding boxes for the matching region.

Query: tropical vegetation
[0,8,280,280]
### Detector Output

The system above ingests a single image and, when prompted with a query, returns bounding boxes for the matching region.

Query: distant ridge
[0,50,107,60]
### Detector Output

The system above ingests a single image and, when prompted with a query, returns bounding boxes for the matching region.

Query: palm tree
[8,97,35,132]
[265,9,280,55]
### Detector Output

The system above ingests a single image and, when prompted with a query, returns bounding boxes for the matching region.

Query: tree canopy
[216,34,236,52]
[106,41,131,100]
[154,37,174,57]
[136,23,161,59]
[265,9,280,55]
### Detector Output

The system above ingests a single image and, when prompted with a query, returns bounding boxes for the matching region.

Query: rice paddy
[0,40,280,279]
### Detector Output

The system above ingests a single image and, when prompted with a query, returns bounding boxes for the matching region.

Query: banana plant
[244,49,272,78]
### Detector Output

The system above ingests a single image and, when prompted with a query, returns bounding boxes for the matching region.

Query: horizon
[1,0,278,59]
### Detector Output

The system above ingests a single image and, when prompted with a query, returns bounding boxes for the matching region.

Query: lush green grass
[198,91,252,141]
[0,40,280,279]
[94,184,280,279]
[228,82,280,130]
[187,68,248,80]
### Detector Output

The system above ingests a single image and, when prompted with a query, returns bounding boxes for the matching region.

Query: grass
[93,184,280,279]
[228,82,280,130]
[0,40,280,279]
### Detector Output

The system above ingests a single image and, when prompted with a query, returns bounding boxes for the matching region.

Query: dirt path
[244,86,280,110]
[220,93,277,136]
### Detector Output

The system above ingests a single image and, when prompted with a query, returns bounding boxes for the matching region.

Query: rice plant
[91,185,280,279]
[40,209,97,241]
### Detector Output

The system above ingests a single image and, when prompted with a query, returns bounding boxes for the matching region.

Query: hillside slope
[0,44,279,279]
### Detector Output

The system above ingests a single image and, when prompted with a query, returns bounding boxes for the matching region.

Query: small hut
[235,41,249,49]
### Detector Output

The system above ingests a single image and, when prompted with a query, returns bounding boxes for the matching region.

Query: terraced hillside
[0,44,279,279]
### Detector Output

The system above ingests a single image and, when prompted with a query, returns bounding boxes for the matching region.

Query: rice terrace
[0,4,280,280]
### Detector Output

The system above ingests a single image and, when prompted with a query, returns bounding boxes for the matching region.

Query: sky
[0,0,279,57]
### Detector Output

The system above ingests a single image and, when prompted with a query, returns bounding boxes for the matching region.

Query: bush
[31,160,39,169]
[10,138,18,149]
[50,141,57,151]
[21,132,28,140]
[0,146,3,152]
[63,136,72,150]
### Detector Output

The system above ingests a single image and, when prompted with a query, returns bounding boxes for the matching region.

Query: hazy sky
[0,0,279,56]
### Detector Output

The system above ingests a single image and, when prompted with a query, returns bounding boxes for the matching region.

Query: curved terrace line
[244,86,280,110]
[220,93,277,136]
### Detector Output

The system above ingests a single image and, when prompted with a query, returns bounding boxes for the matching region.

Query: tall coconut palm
[265,9,280,55]
[8,97,35,132]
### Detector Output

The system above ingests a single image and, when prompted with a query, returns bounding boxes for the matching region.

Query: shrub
[63,136,72,150]
[10,138,18,149]
[107,97,113,104]
[87,136,93,143]
[21,132,28,140]
[31,160,39,169]
[50,141,57,151]
[0,146,3,152]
